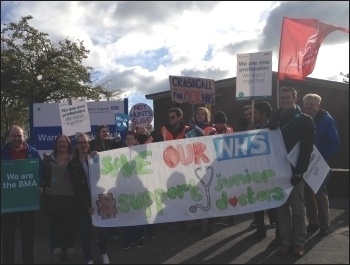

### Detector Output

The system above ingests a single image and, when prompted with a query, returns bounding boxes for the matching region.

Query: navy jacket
[313,109,340,161]
[268,106,315,175]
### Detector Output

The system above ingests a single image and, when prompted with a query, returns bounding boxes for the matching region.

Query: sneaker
[65,247,76,260]
[52,247,62,262]
[250,220,258,228]
[307,224,319,234]
[293,245,305,258]
[101,253,109,264]
[122,243,131,250]
[135,239,144,248]
[318,228,330,236]
[87,260,93,264]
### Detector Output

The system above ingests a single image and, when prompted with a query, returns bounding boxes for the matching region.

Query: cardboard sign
[129,103,153,127]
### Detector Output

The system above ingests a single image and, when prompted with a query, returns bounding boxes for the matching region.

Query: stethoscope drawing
[189,166,214,213]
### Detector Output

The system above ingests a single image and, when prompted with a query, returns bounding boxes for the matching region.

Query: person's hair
[95,125,109,140]
[254,101,272,117]
[136,130,152,144]
[73,133,89,157]
[243,105,252,111]
[53,134,72,155]
[168,108,183,118]
[280,86,297,98]
[194,106,211,123]
[303,93,322,104]
[125,130,137,137]
[7,125,23,137]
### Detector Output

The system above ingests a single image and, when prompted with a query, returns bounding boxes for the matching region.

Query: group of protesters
[1,87,340,264]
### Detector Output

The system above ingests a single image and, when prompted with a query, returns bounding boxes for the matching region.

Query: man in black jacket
[267,87,315,258]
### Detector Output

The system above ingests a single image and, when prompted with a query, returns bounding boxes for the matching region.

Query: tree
[340,72,349,84]
[1,15,107,144]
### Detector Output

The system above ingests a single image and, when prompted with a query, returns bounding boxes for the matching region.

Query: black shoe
[318,228,330,236]
[307,224,319,234]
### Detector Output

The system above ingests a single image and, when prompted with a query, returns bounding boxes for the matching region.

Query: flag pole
[251,99,255,124]
[276,17,286,109]
[276,79,280,108]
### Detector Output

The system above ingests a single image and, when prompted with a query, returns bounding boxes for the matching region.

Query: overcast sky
[1,1,349,108]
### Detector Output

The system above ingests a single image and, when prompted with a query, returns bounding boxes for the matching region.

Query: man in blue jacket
[303,93,340,236]
[1,125,42,264]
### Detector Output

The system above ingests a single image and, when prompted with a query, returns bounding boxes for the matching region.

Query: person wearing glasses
[41,134,76,262]
[89,125,121,242]
[67,133,110,264]
[161,108,188,141]
[159,107,189,231]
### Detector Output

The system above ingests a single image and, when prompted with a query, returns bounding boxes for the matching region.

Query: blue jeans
[79,213,107,262]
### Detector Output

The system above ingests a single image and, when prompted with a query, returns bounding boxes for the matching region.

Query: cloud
[259,1,349,52]
[1,1,349,104]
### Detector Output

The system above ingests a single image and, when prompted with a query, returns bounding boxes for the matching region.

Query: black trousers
[1,211,36,264]
[46,209,75,251]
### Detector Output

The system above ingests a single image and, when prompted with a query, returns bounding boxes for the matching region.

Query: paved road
[7,198,349,264]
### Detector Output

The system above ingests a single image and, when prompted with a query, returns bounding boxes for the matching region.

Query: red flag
[278,17,349,80]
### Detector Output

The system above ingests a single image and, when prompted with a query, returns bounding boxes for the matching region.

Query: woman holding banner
[68,133,110,264]
[184,106,217,236]
[89,125,121,241]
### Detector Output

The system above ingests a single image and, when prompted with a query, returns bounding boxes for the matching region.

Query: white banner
[236,51,272,100]
[287,142,330,194]
[90,129,295,227]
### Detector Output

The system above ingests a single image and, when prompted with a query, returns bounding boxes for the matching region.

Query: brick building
[146,72,349,169]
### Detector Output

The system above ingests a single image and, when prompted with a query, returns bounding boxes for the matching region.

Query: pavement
[7,197,349,264]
